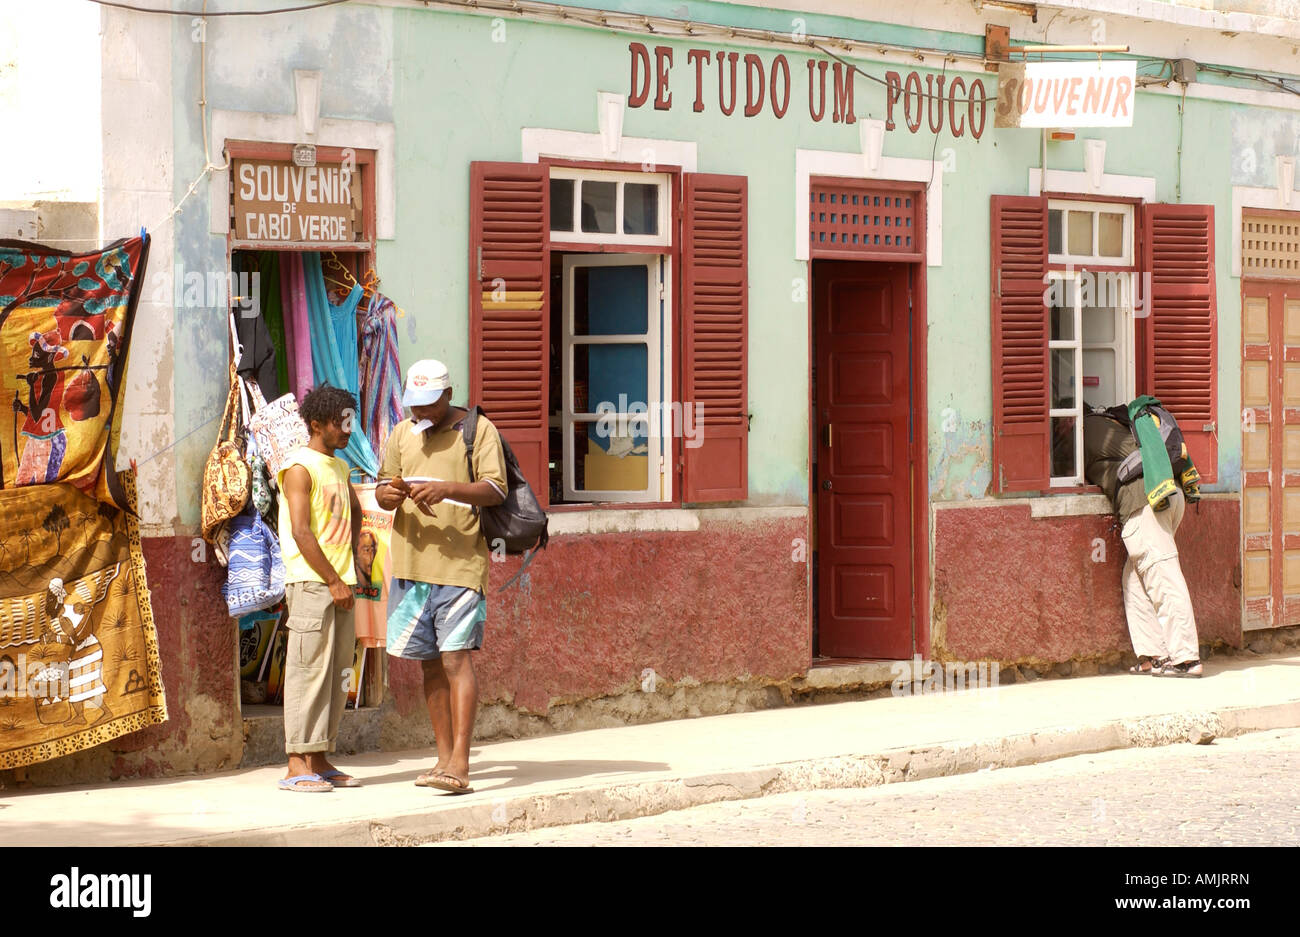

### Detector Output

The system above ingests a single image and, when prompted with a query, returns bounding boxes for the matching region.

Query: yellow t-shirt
[276,446,357,586]
[378,413,508,595]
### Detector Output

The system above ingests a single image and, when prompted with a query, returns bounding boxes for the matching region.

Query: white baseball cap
[403,359,451,407]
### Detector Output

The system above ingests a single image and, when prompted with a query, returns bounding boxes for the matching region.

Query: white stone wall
[100,7,176,535]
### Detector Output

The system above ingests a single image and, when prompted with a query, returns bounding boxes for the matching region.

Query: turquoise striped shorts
[386,579,486,659]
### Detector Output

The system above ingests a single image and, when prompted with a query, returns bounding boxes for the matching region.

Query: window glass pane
[574,420,649,492]
[574,343,648,418]
[1098,211,1124,257]
[1082,304,1116,343]
[580,181,616,233]
[1051,348,1076,409]
[623,183,659,235]
[550,178,574,231]
[1082,348,1117,408]
[1049,278,1076,341]
[576,265,648,336]
[1051,416,1077,478]
[1068,210,1093,255]
[1048,209,1063,255]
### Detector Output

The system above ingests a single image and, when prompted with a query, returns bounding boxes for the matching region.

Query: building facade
[7,0,1300,781]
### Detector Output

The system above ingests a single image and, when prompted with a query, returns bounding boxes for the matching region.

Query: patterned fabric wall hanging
[0,236,167,769]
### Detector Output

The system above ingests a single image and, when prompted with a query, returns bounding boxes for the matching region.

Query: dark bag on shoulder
[461,405,549,555]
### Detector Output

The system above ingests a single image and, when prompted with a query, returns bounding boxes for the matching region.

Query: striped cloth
[67,635,106,704]
[358,292,403,460]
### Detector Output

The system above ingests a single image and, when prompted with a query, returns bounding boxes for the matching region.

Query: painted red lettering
[904,71,923,132]
[808,59,828,122]
[654,46,673,110]
[629,43,650,107]
[949,76,966,137]
[744,54,765,117]
[927,74,945,134]
[770,55,790,118]
[969,78,988,140]
[884,70,902,130]
[1066,77,1082,115]
[832,62,856,124]
[718,51,739,116]
[687,49,710,113]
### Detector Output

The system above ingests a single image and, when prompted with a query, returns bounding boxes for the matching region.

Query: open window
[991,195,1217,491]
[553,253,668,503]
[470,161,748,508]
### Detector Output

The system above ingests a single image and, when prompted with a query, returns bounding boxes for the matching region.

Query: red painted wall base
[933,499,1240,663]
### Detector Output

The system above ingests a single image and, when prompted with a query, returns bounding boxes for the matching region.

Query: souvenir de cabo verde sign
[232,158,363,243]
[994,60,1137,128]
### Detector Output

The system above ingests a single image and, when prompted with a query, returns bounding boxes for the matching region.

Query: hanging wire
[83,0,350,15]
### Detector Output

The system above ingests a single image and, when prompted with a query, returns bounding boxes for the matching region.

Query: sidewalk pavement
[3,654,1298,846]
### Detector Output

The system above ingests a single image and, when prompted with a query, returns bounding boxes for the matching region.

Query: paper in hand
[404,476,470,508]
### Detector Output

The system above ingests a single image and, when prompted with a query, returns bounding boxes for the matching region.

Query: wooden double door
[1242,280,1300,630]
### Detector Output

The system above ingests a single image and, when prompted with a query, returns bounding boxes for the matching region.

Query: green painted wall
[168,3,1279,523]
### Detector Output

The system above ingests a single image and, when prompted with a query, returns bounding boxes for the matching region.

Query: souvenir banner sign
[994,60,1137,128]
[0,236,149,506]
[0,473,167,769]
[0,236,165,769]
[352,483,393,648]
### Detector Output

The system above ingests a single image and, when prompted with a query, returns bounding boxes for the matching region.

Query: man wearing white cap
[375,360,507,794]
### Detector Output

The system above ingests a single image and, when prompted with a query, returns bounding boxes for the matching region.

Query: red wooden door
[815,261,913,659]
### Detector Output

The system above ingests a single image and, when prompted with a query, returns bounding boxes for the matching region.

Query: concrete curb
[169,698,1300,846]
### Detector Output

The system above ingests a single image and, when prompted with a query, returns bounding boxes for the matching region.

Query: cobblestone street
[444,728,1300,847]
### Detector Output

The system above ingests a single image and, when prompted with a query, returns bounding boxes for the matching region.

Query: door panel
[815,261,912,659]
[1242,282,1300,629]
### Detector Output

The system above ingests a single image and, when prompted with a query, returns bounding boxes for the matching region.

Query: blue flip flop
[278,773,333,792]
[320,769,362,788]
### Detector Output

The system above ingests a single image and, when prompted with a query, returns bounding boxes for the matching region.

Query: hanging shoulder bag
[221,508,287,616]
[202,362,253,543]
[461,405,549,556]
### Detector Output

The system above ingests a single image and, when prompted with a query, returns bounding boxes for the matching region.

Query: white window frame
[1048,199,1134,266]
[549,168,671,247]
[561,253,670,503]
[1046,199,1137,486]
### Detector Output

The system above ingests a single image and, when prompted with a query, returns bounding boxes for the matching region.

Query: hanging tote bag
[201,361,252,542]
[221,509,287,617]
[240,378,275,517]
[248,391,310,481]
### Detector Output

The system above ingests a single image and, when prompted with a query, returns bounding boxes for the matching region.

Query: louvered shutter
[468,161,550,505]
[1143,203,1217,482]
[682,173,748,502]
[990,195,1050,491]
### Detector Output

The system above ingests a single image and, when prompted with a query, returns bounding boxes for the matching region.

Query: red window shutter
[682,173,748,502]
[1143,203,1217,482]
[990,195,1049,491]
[468,161,550,505]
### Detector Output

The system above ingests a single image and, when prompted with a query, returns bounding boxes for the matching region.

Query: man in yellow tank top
[276,385,364,792]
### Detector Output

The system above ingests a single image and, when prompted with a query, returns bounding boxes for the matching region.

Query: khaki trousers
[1120,490,1200,665]
[283,580,356,755]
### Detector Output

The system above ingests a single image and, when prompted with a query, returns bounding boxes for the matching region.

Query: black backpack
[460,406,549,557]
